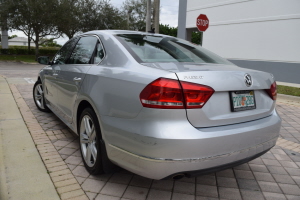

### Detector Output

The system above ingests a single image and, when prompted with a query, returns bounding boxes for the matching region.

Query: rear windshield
[115,34,232,65]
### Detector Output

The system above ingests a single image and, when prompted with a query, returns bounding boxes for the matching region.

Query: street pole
[146,0,151,32]
[1,29,8,49]
[0,0,9,49]
[153,0,160,33]
[127,9,132,30]
[177,0,187,39]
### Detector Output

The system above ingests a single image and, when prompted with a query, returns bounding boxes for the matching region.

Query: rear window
[115,34,232,65]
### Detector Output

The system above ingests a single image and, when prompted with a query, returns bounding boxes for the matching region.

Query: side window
[68,36,98,64]
[93,42,105,64]
[52,38,78,65]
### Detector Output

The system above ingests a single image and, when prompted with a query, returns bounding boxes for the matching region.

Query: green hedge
[0,46,59,56]
[40,48,59,55]
[0,48,35,55]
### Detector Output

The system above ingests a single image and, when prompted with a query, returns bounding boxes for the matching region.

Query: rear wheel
[33,80,50,112]
[79,107,103,174]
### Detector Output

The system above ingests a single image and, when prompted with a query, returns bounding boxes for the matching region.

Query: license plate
[230,90,256,112]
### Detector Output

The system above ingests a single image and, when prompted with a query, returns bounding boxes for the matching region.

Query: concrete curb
[277,81,300,88]
[20,61,39,65]
[0,76,60,200]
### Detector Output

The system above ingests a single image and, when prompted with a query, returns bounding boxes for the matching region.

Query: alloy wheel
[80,115,98,167]
[34,83,46,109]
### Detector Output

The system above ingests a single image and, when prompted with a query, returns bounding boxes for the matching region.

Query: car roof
[82,30,174,38]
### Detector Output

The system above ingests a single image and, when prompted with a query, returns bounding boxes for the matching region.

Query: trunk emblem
[184,76,203,79]
[244,74,252,87]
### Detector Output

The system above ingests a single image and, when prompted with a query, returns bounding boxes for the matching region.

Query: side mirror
[37,56,50,65]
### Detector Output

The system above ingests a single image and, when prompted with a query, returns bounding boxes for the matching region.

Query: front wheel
[33,80,50,112]
[79,107,103,175]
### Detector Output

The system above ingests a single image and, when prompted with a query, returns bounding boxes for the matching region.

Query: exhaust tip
[172,174,185,180]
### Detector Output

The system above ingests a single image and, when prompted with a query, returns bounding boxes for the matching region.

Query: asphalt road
[0,61,43,79]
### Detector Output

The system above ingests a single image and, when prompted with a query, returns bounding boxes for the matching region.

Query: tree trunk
[35,35,39,61]
[27,35,31,54]
[66,33,72,39]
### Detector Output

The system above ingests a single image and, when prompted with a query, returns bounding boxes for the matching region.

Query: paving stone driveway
[15,83,300,200]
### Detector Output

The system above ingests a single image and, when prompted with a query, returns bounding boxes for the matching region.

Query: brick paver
[11,82,300,200]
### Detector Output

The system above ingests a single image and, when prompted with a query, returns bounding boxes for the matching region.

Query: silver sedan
[33,30,281,180]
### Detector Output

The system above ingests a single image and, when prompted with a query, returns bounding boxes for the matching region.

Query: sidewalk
[0,76,60,200]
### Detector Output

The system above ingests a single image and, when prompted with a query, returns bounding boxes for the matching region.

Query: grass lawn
[277,85,300,97]
[0,55,37,63]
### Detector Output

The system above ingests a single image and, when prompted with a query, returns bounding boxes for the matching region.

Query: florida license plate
[230,90,256,112]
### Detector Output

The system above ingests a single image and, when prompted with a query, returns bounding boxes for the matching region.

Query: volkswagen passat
[34,30,281,180]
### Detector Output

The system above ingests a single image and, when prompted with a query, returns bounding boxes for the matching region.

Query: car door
[44,38,78,109]
[53,35,101,124]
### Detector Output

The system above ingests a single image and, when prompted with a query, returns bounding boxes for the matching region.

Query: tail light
[140,78,184,109]
[180,81,215,109]
[140,78,214,109]
[265,82,277,100]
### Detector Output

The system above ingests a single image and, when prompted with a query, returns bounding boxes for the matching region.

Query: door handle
[73,77,82,82]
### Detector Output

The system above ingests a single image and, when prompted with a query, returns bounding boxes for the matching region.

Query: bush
[39,48,59,56]
[0,46,59,56]
[0,49,9,54]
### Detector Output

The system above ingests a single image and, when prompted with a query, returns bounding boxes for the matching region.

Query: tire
[79,107,103,175]
[33,80,50,112]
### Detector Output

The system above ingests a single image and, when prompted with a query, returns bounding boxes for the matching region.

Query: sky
[10,0,179,45]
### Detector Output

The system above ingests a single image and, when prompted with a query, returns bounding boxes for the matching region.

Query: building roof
[8,37,31,42]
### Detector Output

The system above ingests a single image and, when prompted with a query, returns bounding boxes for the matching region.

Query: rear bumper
[102,109,281,179]
[179,147,272,178]
[107,136,277,179]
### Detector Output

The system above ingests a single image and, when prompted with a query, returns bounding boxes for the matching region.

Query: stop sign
[196,14,209,32]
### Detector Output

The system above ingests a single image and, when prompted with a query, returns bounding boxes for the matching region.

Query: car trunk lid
[143,62,276,127]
